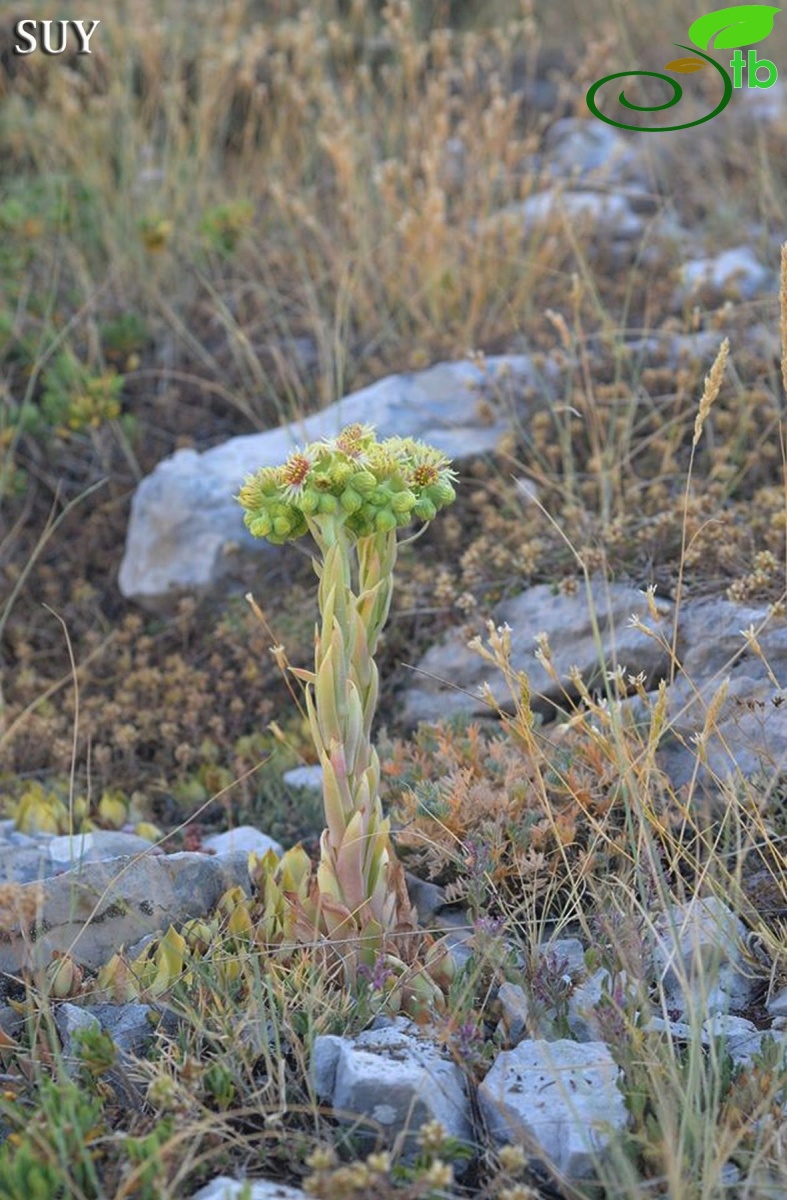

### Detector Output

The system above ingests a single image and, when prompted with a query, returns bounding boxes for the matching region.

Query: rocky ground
[5,13,787,1198]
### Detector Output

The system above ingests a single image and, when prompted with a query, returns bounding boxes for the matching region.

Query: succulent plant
[238,424,457,991]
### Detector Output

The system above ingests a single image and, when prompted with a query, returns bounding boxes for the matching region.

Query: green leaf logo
[688,4,780,50]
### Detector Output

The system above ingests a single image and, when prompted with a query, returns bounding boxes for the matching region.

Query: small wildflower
[305,1145,338,1171]
[498,1143,527,1174]
[421,1159,454,1188]
[418,1118,448,1151]
[281,450,313,499]
[365,1151,391,1174]
[333,422,375,458]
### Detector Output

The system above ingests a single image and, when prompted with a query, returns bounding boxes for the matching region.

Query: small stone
[282,765,324,793]
[701,1014,764,1067]
[543,117,639,181]
[567,969,615,1043]
[48,831,156,868]
[312,1017,473,1162]
[497,982,531,1044]
[88,1002,156,1055]
[55,1002,99,1058]
[767,988,787,1019]
[201,826,283,858]
[404,873,447,925]
[478,1039,628,1179]
[678,247,772,302]
[652,896,756,1019]
[520,190,643,239]
[190,1178,307,1200]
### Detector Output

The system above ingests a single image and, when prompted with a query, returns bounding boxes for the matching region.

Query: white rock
[767,988,787,1019]
[119,355,546,606]
[702,1015,764,1067]
[544,118,639,181]
[654,597,787,787]
[497,982,532,1044]
[400,580,673,726]
[520,190,643,239]
[190,1178,307,1200]
[312,1017,473,1160]
[478,1039,628,1179]
[48,831,156,868]
[679,247,773,301]
[652,896,756,1019]
[567,969,615,1043]
[55,1002,100,1046]
[201,826,282,858]
[283,765,324,793]
[0,850,252,979]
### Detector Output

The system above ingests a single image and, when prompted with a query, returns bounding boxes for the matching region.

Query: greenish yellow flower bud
[413,498,437,522]
[340,487,363,513]
[247,513,272,538]
[353,470,377,496]
[318,493,339,514]
[390,489,416,514]
[135,821,163,842]
[273,515,292,537]
[428,479,456,507]
[375,508,397,532]
[331,461,353,489]
[300,487,320,514]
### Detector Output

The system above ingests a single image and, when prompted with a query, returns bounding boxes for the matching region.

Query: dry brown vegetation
[3,1,787,1196]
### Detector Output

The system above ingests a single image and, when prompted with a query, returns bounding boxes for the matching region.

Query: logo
[587,4,779,131]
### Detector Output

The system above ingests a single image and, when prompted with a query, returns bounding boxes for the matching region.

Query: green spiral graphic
[586,44,733,132]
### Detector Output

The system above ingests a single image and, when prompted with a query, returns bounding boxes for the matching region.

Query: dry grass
[3,0,787,1196]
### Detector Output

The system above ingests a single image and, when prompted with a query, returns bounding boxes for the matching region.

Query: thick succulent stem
[236,424,457,950]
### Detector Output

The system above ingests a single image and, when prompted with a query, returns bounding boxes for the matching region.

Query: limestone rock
[312,1017,473,1161]
[521,190,643,239]
[567,969,616,1043]
[191,1178,307,1200]
[678,247,773,302]
[652,896,756,1019]
[0,850,252,981]
[543,118,639,181]
[478,1039,628,1179]
[400,580,673,726]
[282,765,324,794]
[48,831,159,870]
[119,356,548,607]
[201,826,282,858]
[653,597,787,787]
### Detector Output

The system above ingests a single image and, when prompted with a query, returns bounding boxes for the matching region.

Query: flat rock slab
[119,355,552,607]
[478,1039,628,1179]
[48,831,158,869]
[652,896,756,1019]
[313,1016,473,1161]
[0,850,251,979]
[400,580,673,726]
[638,597,787,787]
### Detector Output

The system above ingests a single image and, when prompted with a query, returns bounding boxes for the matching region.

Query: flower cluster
[237,423,457,544]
